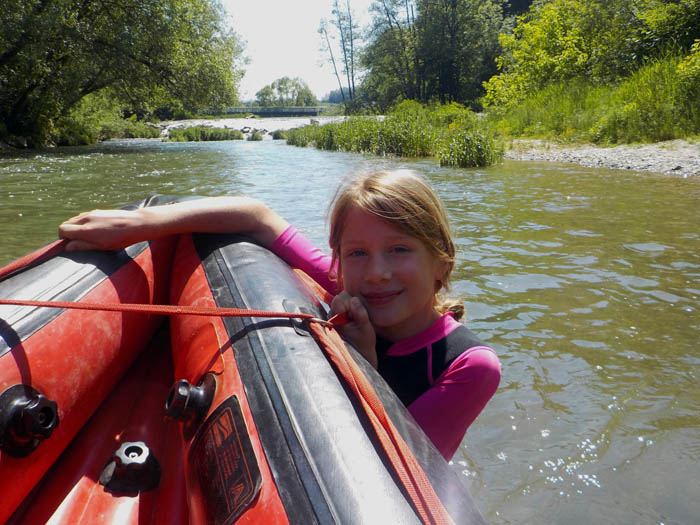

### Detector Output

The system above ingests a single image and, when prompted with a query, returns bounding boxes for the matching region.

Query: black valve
[99,441,161,494]
[164,373,216,424]
[0,384,59,458]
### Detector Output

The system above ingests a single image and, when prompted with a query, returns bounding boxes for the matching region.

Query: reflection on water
[2,139,699,523]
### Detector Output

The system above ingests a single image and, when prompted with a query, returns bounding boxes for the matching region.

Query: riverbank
[158,117,700,177]
[158,116,347,139]
[505,138,700,177]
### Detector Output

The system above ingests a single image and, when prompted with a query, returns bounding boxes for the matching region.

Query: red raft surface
[1,196,486,524]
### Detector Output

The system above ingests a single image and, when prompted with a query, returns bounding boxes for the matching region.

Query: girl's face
[339,208,444,341]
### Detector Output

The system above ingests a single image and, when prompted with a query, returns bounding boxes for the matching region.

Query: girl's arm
[407,347,501,461]
[58,196,289,251]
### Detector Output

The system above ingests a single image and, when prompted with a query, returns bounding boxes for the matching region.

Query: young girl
[59,170,500,460]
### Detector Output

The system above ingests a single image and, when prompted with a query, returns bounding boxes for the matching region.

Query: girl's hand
[58,209,153,251]
[330,292,377,369]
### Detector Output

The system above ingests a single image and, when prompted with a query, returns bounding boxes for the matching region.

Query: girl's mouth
[363,290,402,306]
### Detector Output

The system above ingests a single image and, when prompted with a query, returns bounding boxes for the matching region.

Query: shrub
[286,103,502,167]
[167,126,243,141]
[487,50,700,144]
[52,92,162,145]
[247,130,264,141]
[271,129,288,140]
[438,130,503,168]
[286,125,322,147]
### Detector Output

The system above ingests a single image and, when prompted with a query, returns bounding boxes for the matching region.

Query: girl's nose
[365,254,391,282]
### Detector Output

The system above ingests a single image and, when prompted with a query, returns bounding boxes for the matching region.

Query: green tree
[332,0,360,99]
[360,0,505,110]
[361,0,419,109]
[254,77,319,106]
[0,0,244,146]
[319,0,361,103]
[255,86,276,107]
[483,0,700,108]
[416,0,505,105]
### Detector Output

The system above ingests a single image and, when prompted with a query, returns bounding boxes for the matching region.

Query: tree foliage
[416,0,504,104]
[323,87,351,103]
[0,0,244,146]
[319,1,361,103]
[360,0,506,111]
[254,77,319,107]
[361,0,419,109]
[483,0,700,108]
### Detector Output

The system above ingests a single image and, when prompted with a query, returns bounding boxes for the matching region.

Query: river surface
[1,136,699,524]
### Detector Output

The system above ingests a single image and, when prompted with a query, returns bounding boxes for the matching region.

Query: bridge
[222,106,325,117]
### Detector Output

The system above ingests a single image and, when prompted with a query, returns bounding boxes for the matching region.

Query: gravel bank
[160,117,700,177]
[505,139,700,177]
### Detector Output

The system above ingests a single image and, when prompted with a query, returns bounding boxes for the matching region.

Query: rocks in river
[161,116,348,142]
[240,126,267,135]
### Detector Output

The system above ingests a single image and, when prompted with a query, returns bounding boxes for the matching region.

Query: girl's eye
[391,245,410,254]
[345,249,366,258]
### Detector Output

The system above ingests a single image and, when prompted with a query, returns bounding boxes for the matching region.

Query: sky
[221,0,373,101]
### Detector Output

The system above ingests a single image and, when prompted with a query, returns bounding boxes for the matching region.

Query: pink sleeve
[408,347,501,461]
[270,225,338,295]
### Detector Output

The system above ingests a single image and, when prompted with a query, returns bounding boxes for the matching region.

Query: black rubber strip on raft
[194,234,486,525]
[195,234,330,525]
[0,241,150,357]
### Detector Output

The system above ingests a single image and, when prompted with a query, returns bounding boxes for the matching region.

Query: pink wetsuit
[271,226,501,460]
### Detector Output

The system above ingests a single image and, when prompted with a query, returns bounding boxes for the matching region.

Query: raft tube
[2,195,486,524]
[0,196,176,522]
[168,232,486,524]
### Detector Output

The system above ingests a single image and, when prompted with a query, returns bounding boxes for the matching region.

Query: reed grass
[439,131,504,168]
[247,130,264,141]
[286,102,503,168]
[167,126,243,142]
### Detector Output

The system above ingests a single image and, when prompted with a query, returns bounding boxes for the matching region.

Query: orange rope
[308,321,453,525]
[0,241,452,523]
[0,298,321,322]
[290,271,452,522]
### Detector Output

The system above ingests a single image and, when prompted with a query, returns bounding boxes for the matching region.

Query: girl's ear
[433,257,450,293]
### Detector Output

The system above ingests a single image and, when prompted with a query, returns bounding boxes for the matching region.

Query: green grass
[286,102,503,168]
[487,52,700,144]
[167,126,244,142]
[439,130,504,168]
[247,129,264,141]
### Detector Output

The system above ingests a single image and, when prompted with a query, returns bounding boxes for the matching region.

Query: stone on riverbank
[505,139,700,177]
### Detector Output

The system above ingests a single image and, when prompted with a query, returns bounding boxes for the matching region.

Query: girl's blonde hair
[328,170,464,320]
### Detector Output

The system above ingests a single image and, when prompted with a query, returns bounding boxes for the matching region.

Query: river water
[1,136,699,524]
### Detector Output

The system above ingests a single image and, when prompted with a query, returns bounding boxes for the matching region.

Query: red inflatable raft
[0,196,485,524]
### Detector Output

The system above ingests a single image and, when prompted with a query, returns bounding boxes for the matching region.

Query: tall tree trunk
[333,0,353,100]
[320,22,346,102]
[346,0,356,98]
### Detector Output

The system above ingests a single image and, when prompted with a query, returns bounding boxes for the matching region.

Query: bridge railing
[221,106,325,117]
